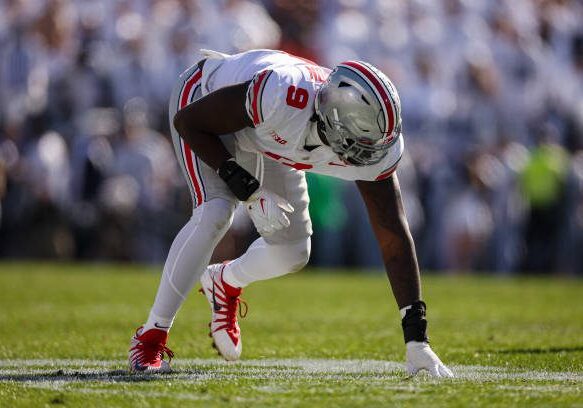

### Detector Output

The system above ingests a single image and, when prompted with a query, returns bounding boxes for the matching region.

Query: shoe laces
[225,295,248,326]
[133,330,174,364]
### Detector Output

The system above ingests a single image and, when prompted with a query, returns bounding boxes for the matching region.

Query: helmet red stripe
[341,61,395,135]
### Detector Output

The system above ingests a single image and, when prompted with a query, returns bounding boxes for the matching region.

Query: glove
[406,341,453,378]
[246,187,294,235]
[401,301,453,378]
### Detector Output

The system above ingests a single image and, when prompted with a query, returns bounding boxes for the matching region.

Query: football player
[129,49,452,378]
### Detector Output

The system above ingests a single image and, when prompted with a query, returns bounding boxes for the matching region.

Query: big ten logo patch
[270,131,287,145]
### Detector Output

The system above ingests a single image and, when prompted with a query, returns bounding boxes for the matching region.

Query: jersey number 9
[286,86,309,109]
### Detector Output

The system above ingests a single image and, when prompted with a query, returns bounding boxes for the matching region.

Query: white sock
[143,312,174,332]
[222,237,310,288]
[143,198,235,332]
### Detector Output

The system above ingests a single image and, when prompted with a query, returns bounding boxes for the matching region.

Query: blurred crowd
[0,0,581,274]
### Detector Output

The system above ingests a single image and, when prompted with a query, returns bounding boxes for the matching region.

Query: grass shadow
[0,368,205,383]
[483,346,583,355]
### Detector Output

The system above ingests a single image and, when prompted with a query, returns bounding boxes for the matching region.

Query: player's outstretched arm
[356,176,453,378]
[356,175,420,308]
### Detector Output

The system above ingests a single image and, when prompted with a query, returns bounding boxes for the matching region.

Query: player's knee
[193,198,236,237]
[286,237,311,273]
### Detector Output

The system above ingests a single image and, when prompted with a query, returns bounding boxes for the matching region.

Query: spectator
[0,0,581,274]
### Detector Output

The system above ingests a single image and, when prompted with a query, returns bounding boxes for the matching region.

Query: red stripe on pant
[182,140,204,206]
[179,69,205,206]
[180,70,202,110]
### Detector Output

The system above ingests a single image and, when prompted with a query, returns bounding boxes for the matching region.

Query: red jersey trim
[247,69,273,126]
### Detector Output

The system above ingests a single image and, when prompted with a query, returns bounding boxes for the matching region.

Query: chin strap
[401,300,429,344]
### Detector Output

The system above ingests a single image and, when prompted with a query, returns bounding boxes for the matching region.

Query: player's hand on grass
[246,187,294,235]
[401,301,454,378]
[406,341,453,378]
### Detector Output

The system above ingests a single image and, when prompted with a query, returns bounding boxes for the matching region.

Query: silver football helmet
[315,61,402,166]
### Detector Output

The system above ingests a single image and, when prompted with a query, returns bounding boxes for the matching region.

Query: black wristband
[401,300,429,343]
[217,159,260,201]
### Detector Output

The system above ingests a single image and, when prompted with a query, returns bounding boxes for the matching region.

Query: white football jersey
[200,49,403,181]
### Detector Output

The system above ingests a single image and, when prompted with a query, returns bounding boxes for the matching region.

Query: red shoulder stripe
[250,70,271,126]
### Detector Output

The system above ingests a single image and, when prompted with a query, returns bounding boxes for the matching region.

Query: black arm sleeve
[217,159,260,201]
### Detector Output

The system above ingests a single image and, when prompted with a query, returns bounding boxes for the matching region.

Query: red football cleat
[128,326,174,373]
[199,263,248,361]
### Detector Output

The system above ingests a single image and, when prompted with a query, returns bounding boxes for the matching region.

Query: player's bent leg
[197,155,312,361]
[223,237,311,287]
[199,237,310,361]
[226,155,312,287]
[146,198,236,328]
[129,198,235,372]
[218,156,312,289]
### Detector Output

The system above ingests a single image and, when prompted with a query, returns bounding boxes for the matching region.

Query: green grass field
[0,263,581,407]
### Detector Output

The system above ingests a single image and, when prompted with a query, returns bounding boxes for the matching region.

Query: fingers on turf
[438,364,454,378]
[429,364,442,377]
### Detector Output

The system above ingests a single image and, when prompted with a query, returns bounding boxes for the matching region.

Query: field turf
[0,262,581,407]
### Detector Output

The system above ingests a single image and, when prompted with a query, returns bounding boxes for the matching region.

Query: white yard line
[0,359,581,384]
[0,359,580,400]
